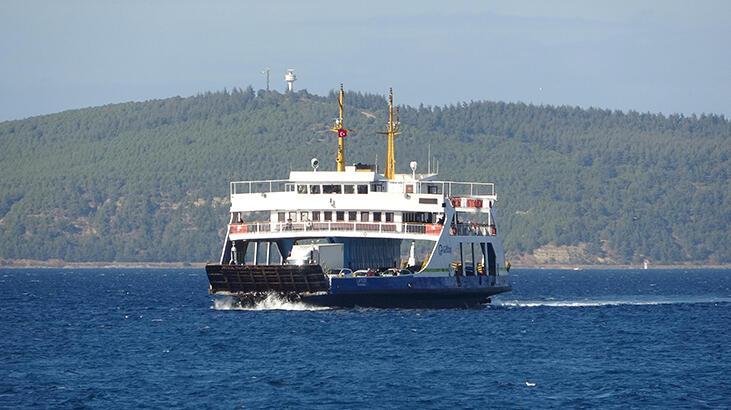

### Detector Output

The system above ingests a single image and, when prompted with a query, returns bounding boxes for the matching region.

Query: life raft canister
[465,198,483,208]
[230,224,248,234]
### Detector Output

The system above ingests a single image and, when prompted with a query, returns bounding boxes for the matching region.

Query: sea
[1,268,729,409]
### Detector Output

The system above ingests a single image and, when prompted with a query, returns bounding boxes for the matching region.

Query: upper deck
[229,169,496,214]
[225,168,499,242]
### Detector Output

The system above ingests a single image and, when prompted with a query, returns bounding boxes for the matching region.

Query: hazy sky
[1,0,729,121]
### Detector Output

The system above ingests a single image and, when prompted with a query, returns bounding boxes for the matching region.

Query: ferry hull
[207,264,510,308]
[300,288,511,308]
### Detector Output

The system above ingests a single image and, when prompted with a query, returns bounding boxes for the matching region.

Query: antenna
[261,67,270,91]
[284,69,296,92]
[427,144,431,174]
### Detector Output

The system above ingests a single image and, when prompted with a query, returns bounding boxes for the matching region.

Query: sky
[1,0,730,122]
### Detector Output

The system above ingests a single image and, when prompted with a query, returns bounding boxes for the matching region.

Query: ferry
[206,86,511,308]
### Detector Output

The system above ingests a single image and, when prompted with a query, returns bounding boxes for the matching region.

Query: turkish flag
[338,129,348,138]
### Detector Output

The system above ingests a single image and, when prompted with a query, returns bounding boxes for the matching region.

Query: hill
[0,88,729,265]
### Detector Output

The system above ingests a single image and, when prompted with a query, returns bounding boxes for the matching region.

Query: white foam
[496,296,731,308]
[211,294,330,311]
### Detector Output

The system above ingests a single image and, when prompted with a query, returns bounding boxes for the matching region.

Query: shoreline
[0,260,207,269]
[1,259,729,270]
[511,264,731,270]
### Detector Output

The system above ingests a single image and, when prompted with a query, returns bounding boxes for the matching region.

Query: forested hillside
[0,88,729,264]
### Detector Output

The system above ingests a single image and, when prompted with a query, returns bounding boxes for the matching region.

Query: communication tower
[262,67,270,91]
[285,69,297,92]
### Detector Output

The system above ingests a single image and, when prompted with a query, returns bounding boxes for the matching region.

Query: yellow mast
[330,84,348,172]
[379,88,400,179]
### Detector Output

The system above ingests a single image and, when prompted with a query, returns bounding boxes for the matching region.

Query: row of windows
[295,183,442,195]
[403,212,441,224]
[278,211,394,223]
[297,184,373,194]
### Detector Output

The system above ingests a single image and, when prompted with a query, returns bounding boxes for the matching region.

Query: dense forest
[0,88,729,264]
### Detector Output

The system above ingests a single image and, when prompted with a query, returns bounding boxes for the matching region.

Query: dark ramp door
[487,243,496,276]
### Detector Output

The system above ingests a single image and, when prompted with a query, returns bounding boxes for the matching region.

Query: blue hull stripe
[330,275,502,294]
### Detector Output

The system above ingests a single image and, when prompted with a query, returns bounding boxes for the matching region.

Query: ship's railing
[417,181,495,197]
[228,221,496,237]
[228,221,444,236]
[229,178,495,197]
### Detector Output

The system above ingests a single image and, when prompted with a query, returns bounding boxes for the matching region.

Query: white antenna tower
[427,144,431,174]
[285,69,297,92]
[262,67,270,91]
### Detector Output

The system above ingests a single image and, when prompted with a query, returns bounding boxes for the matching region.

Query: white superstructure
[223,164,506,280]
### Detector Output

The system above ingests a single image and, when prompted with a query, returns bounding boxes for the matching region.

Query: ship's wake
[211,293,330,311]
[495,296,731,308]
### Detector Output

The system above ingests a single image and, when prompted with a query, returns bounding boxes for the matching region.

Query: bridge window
[371,183,384,192]
[297,185,307,194]
[357,184,368,194]
[309,185,321,194]
[427,184,440,194]
[385,212,394,222]
[344,185,355,194]
[324,211,332,221]
[336,211,345,221]
[403,212,433,223]
[312,211,320,221]
[348,211,357,221]
[373,212,382,222]
[361,212,369,222]
[323,184,342,194]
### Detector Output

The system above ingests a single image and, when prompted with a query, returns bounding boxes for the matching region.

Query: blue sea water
[1,268,730,409]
